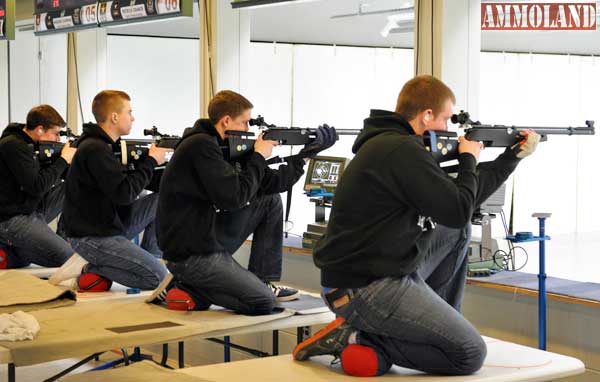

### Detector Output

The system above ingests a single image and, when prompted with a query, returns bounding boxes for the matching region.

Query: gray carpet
[469,271,600,302]
[278,293,329,314]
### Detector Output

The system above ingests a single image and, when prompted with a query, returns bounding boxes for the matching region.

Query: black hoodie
[61,123,158,237]
[0,123,68,222]
[156,119,306,262]
[313,110,521,288]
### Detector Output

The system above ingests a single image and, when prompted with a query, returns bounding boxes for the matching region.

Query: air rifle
[116,127,181,169]
[425,111,595,164]
[224,115,360,161]
[37,127,80,166]
[36,126,182,169]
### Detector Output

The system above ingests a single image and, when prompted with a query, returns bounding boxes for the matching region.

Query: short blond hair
[92,90,131,123]
[208,90,253,125]
[395,75,456,120]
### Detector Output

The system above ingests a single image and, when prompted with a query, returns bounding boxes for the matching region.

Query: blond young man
[52,90,172,291]
[155,90,336,314]
[294,75,540,377]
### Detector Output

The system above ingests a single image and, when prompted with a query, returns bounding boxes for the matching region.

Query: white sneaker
[48,253,88,286]
[145,272,174,304]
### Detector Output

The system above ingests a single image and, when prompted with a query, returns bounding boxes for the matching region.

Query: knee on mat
[243,294,276,316]
[451,337,487,375]
[341,344,392,377]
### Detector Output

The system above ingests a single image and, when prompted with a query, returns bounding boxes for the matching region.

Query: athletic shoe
[145,272,174,304]
[293,317,354,361]
[267,281,300,302]
[48,253,88,285]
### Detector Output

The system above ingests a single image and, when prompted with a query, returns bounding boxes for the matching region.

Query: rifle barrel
[517,127,595,135]
[336,129,362,136]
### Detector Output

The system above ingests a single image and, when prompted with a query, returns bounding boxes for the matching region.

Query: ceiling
[14,0,600,55]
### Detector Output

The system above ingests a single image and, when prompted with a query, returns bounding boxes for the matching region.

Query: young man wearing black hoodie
[50,90,172,291]
[0,105,77,269]
[154,90,336,315]
[293,75,541,377]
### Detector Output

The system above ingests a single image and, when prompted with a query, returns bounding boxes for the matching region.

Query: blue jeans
[214,193,284,282]
[323,224,487,375]
[166,194,285,315]
[0,183,74,268]
[67,193,167,290]
[167,252,275,315]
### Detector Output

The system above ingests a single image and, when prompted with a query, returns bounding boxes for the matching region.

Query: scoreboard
[0,0,15,40]
[34,0,192,35]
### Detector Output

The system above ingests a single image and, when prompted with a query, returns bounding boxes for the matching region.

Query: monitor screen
[304,156,348,191]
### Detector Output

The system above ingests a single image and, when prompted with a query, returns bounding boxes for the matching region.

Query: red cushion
[166,287,197,311]
[341,344,391,377]
[0,248,7,270]
[78,272,112,292]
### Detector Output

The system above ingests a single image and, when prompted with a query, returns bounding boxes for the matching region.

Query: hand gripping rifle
[224,115,361,163]
[425,111,595,164]
[36,127,80,167]
[117,126,181,169]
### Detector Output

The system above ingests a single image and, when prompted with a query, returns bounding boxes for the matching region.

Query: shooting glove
[298,124,337,159]
[511,130,540,159]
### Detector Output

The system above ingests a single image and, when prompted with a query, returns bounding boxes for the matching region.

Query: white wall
[243,42,413,236]
[0,41,8,127]
[479,52,600,236]
[75,29,108,127]
[7,28,67,124]
[9,28,40,122]
[106,34,200,138]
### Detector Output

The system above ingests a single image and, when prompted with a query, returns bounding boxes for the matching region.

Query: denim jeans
[67,193,167,290]
[214,193,284,282]
[323,224,487,375]
[167,251,276,315]
[0,183,74,268]
[165,193,284,315]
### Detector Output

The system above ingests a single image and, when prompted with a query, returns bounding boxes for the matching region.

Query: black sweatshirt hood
[1,123,29,141]
[179,119,223,146]
[352,110,417,154]
[80,123,117,145]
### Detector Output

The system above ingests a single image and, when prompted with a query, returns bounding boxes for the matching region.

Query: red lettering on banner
[481,3,596,30]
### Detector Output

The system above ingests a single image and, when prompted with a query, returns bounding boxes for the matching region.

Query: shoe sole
[293,317,346,361]
[48,254,87,286]
[145,272,174,303]
[276,290,301,302]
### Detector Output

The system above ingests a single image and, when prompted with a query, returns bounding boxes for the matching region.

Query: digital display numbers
[34,0,191,35]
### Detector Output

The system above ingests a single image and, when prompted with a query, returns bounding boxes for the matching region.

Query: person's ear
[223,116,231,129]
[423,110,433,123]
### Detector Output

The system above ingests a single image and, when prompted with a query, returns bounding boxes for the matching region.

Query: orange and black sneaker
[293,317,354,361]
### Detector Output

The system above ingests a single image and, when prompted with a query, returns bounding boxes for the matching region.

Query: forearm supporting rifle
[425,111,595,164]
[36,126,182,169]
[224,115,360,163]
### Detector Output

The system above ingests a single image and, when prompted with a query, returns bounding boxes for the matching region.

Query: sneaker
[293,317,354,361]
[145,273,174,304]
[267,282,300,302]
[48,253,88,286]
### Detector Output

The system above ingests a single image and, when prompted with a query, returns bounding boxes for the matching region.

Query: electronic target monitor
[304,156,349,192]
